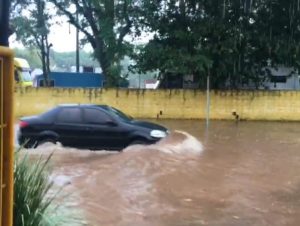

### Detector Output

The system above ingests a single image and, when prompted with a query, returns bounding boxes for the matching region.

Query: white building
[263,67,300,90]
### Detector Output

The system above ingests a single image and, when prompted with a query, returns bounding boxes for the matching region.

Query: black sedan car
[18,104,168,150]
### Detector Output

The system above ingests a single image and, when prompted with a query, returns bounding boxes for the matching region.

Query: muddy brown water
[23,120,300,226]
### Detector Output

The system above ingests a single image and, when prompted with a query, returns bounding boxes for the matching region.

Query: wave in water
[123,130,203,154]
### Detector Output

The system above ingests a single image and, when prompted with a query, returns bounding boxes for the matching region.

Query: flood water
[25,120,300,226]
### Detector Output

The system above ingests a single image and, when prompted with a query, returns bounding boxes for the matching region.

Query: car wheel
[37,137,57,147]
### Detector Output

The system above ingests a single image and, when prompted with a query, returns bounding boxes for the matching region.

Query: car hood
[130,120,167,131]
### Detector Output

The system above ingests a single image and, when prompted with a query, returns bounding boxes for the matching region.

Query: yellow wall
[14,88,300,121]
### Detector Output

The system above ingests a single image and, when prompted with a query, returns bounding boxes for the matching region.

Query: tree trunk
[41,36,48,86]
[45,37,51,76]
[91,38,119,87]
[99,62,120,87]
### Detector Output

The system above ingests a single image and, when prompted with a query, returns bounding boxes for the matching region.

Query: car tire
[37,137,57,147]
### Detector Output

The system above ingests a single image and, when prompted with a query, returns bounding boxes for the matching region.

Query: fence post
[0,46,14,226]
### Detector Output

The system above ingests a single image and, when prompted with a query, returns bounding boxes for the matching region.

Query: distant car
[18,104,169,150]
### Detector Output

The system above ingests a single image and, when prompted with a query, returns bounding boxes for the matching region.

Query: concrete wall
[14,88,300,121]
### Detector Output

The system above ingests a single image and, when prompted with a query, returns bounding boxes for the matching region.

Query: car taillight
[19,121,29,128]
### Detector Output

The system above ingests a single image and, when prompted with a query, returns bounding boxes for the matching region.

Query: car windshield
[107,107,133,122]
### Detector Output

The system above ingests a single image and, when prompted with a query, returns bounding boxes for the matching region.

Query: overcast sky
[10,19,92,52]
[9,3,152,52]
[9,12,152,53]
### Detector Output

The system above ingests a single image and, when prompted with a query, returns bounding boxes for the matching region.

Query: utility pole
[206,69,210,128]
[0,0,10,46]
[76,9,80,73]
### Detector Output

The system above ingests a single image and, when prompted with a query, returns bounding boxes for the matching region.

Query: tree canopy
[11,0,54,83]
[133,0,300,89]
[48,0,145,86]
[10,0,300,89]
[13,48,99,71]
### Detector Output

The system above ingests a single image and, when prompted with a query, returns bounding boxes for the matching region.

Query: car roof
[57,104,109,110]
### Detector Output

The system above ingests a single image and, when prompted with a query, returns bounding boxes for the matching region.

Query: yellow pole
[0,46,14,226]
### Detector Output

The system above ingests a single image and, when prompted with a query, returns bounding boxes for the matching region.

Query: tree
[13,48,42,69]
[49,0,142,86]
[131,0,213,88]
[12,0,53,85]
[13,47,102,71]
[134,0,300,89]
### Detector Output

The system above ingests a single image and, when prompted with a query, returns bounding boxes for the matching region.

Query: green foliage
[11,0,54,85]
[134,0,300,89]
[11,0,51,49]
[49,0,142,86]
[12,0,300,88]
[13,48,42,69]
[14,151,55,226]
[134,41,212,75]
[13,48,99,71]
[14,151,84,226]
[12,4,50,47]
[51,50,99,71]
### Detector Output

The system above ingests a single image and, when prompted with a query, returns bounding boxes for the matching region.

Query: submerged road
[17,120,300,226]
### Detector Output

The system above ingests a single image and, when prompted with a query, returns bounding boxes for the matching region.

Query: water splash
[123,130,203,155]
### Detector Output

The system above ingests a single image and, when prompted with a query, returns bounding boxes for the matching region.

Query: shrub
[14,150,85,226]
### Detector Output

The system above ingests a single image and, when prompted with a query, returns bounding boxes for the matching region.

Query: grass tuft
[14,149,86,226]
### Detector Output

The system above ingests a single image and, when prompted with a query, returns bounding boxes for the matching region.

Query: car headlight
[150,130,167,138]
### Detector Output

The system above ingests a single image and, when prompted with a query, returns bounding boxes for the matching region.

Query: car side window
[83,108,112,124]
[56,108,82,123]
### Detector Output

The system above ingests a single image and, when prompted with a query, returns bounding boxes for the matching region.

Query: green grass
[14,150,86,226]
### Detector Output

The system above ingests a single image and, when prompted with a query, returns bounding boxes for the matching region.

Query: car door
[83,108,126,150]
[53,107,88,148]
